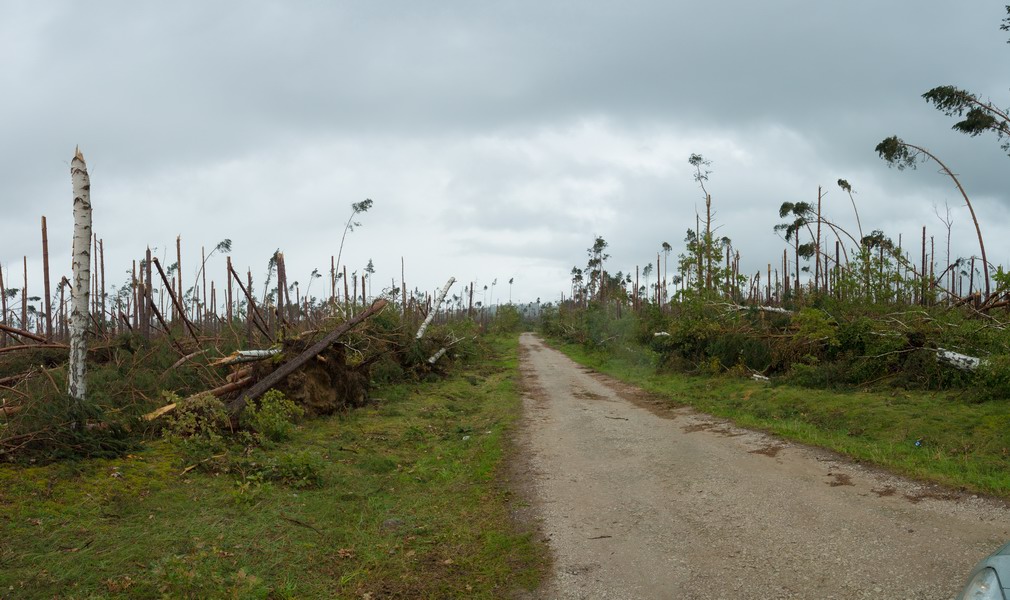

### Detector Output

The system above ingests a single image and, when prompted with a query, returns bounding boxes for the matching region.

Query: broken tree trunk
[68,148,92,402]
[211,348,281,366]
[228,264,273,342]
[0,343,70,355]
[152,257,200,344]
[42,216,52,340]
[416,277,455,340]
[718,303,793,315]
[936,347,985,372]
[427,347,448,365]
[228,299,388,416]
[0,323,47,344]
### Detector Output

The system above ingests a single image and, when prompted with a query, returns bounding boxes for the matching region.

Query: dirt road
[516,333,1010,599]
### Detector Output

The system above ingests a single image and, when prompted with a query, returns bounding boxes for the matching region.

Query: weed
[242,389,304,443]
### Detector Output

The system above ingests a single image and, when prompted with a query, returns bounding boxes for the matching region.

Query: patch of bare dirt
[680,421,745,437]
[572,389,604,401]
[749,444,785,458]
[904,489,963,504]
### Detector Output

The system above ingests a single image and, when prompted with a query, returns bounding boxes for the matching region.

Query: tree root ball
[251,340,370,417]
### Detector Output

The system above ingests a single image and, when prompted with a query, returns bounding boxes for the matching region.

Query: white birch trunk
[427,347,448,364]
[723,303,793,315]
[68,148,92,401]
[416,276,455,340]
[936,347,985,372]
[210,348,281,366]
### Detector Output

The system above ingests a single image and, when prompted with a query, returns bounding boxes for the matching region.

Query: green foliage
[547,287,1008,395]
[976,354,1010,400]
[491,304,523,334]
[793,308,839,348]
[243,389,304,443]
[1,393,136,462]
[163,392,231,440]
[876,136,917,169]
[0,332,546,598]
[922,79,1010,156]
[257,450,326,489]
[162,392,232,464]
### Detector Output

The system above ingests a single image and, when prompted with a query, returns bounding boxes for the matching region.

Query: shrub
[163,393,231,440]
[975,354,1010,400]
[162,392,232,465]
[490,304,523,334]
[242,389,304,443]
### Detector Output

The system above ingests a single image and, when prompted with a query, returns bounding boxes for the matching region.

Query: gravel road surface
[516,333,1010,599]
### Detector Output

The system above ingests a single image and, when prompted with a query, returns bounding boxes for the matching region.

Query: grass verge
[0,335,545,599]
[551,339,1010,497]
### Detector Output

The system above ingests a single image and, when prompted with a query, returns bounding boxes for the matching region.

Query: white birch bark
[416,277,455,340]
[723,303,793,315]
[68,147,92,401]
[427,347,448,364]
[210,348,281,366]
[936,347,985,372]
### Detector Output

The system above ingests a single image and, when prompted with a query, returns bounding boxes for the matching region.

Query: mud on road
[515,333,1010,599]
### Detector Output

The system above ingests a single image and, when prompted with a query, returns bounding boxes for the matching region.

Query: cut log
[228,299,388,416]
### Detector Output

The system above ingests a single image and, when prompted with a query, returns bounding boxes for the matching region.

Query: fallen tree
[228,299,388,417]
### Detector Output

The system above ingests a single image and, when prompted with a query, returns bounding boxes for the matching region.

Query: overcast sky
[2,1,1008,308]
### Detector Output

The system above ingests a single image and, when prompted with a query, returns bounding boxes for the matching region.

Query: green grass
[0,335,545,599]
[552,339,1010,497]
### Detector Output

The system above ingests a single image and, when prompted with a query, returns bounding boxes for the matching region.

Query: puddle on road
[749,444,785,458]
[681,421,745,437]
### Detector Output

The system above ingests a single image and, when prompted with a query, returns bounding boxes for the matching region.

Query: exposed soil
[250,339,369,416]
[515,333,1010,599]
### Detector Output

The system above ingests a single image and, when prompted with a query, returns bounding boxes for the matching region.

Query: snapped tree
[69,148,92,401]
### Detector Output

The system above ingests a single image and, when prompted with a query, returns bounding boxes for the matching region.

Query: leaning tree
[922,6,1010,156]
